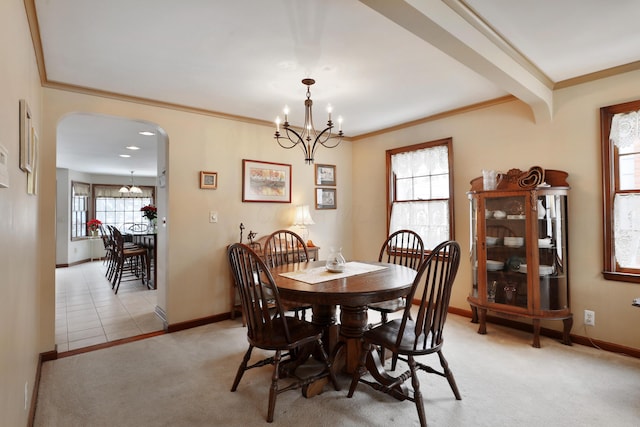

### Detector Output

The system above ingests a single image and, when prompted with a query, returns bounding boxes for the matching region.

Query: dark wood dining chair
[348,240,462,427]
[227,243,338,423]
[263,229,312,319]
[110,227,149,294]
[368,230,425,367]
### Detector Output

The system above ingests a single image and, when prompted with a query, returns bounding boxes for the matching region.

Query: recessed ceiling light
[125,145,140,150]
[119,154,131,158]
[139,131,155,136]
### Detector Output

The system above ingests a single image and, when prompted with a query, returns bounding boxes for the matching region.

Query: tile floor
[55,261,165,352]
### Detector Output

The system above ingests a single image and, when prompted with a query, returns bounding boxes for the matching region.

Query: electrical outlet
[584,309,595,326]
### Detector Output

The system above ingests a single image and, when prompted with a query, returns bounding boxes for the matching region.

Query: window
[93,185,154,231]
[601,99,640,283]
[71,181,90,240]
[387,138,454,251]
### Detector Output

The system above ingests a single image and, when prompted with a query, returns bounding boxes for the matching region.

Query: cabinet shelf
[468,168,572,348]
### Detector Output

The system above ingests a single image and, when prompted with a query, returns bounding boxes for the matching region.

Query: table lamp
[293,205,314,245]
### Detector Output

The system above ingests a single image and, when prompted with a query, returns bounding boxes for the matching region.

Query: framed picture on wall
[242,159,291,203]
[27,128,38,195]
[315,164,336,186]
[316,187,336,209]
[0,144,9,188]
[19,99,32,173]
[200,171,218,189]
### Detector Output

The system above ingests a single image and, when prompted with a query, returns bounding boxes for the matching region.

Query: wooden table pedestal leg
[339,305,368,374]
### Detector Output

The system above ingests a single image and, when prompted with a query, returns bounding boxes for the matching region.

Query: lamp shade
[293,205,315,226]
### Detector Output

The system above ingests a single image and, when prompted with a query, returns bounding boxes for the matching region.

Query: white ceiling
[34,0,640,177]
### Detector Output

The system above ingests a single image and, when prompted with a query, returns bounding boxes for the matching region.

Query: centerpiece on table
[141,204,158,232]
[87,219,102,237]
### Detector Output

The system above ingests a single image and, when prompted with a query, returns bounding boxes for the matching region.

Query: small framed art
[315,164,336,186]
[200,171,218,189]
[242,159,291,203]
[316,187,336,209]
[19,99,32,173]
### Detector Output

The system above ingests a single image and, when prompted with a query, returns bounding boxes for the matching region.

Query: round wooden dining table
[271,260,417,374]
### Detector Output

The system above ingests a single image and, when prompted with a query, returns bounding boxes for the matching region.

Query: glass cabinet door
[484,195,528,309]
[537,193,569,311]
[470,195,478,298]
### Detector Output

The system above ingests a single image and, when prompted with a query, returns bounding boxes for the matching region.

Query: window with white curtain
[601,100,640,282]
[387,138,454,251]
[93,185,154,232]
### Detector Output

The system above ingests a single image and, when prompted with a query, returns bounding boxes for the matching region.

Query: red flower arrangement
[87,219,102,232]
[141,205,157,220]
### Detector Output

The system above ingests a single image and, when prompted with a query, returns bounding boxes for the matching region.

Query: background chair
[110,227,149,294]
[369,229,425,322]
[263,229,310,266]
[348,240,462,427]
[227,243,338,423]
[263,229,312,320]
[368,230,425,368]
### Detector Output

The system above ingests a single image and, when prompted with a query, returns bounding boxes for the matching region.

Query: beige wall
[0,1,43,425]
[351,69,640,351]
[3,2,640,424]
[41,88,354,327]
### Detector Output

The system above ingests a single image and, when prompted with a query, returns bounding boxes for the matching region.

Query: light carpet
[34,313,640,426]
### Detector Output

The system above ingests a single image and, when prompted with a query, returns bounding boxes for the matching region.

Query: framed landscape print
[200,171,218,189]
[315,164,336,186]
[242,159,291,203]
[316,187,336,209]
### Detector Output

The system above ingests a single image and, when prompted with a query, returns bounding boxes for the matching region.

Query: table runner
[278,261,387,284]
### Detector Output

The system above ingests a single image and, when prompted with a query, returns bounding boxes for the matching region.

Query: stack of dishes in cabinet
[492,210,507,219]
[519,264,554,275]
[486,260,504,271]
[486,236,500,246]
[504,236,524,247]
[538,237,552,248]
[506,214,526,219]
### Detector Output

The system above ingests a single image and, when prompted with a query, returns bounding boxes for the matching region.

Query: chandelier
[274,78,343,164]
[119,171,143,194]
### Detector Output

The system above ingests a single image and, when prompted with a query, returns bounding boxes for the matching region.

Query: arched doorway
[55,112,168,352]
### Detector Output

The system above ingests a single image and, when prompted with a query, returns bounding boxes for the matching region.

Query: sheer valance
[72,182,90,196]
[94,185,154,198]
[610,110,640,149]
[391,145,448,179]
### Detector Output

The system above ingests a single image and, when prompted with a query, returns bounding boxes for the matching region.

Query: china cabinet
[467,167,572,347]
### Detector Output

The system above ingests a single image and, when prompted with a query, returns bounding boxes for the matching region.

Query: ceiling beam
[360,0,554,123]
